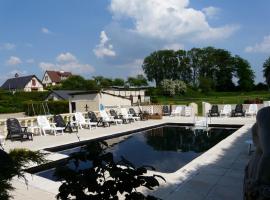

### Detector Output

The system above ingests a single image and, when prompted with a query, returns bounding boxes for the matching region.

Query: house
[1,75,44,92]
[69,91,131,113]
[46,90,83,101]
[42,70,72,87]
[103,86,150,104]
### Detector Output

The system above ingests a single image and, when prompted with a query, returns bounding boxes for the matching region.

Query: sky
[1,0,270,84]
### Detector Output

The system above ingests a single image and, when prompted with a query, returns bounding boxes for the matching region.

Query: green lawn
[152,90,270,114]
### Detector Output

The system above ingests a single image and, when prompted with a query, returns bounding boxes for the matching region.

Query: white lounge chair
[245,104,258,117]
[171,106,183,116]
[74,112,97,130]
[100,110,122,125]
[184,106,192,117]
[37,116,64,136]
[220,105,232,117]
[120,108,138,122]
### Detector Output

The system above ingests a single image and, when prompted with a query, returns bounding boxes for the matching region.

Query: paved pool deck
[3,116,255,200]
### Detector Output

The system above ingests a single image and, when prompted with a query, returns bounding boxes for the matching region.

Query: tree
[112,78,125,86]
[142,50,179,86]
[61,75,88,90]
[233,56,255,91]
[127,75,148,87]
[93,76,113,88]
[55,141,164,200]
[263,56,270,87]
[0,149,46,200]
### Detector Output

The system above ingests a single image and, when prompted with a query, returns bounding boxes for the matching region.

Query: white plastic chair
[184,106,192,117]
[37,116,64,136]
[74,112,97,130]
[171,106,183,116]
[100,110,122,125]
[245,104,258,117]
[120,108,138,121]
[220,105,232,117]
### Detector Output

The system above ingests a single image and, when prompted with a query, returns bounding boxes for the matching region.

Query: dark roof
[46,71,72,83]
[69,90,130,100]
[1,75,42,90]
[48,90,84,100]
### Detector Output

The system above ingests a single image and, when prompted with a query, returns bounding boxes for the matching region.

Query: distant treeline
[142,47,260,92]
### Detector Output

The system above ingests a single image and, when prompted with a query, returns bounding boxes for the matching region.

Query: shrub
[243,98,263,104]
[160,79,187,96]
[55,141,165,200]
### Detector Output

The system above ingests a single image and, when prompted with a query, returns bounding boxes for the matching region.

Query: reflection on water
[36,126,237,179]
[145,126,236,153]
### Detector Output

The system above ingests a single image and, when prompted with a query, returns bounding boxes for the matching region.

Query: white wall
[100,93,131,107]
[42,72,53,86]
[24,77,44,92]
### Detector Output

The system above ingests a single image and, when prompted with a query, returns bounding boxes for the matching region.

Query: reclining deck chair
[6,118,33,141]
[232,104,245,117]
[53,115,78,133]
[128,108,141,121]
[74,112,97,130]
[37,116,65,136]
[245,104,258,117]
[162,105,171,116]
[220,105,232,117]
[99,110,122,126]
[208,105,220,117]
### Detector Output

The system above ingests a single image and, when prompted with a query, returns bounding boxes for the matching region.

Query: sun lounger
[74,112,97,130]
[6,118,33,141]
[37,116,65,136]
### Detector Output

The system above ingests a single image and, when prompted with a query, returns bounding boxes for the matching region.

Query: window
[45,76,48,81]
[32,79,36,86]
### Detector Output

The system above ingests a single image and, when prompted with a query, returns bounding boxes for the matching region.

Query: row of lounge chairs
[208,104,258,117]
[162,105,193,117]
[5,107,145,141]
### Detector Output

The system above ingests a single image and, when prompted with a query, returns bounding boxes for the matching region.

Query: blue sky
[1,0,270,84]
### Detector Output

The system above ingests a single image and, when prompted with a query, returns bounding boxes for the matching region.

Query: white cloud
[6,56,22,66]
[163,43,185,51]
[245,35,270,53]
[39,53,95,74]
[26,59,35,64]
[117,59,144,76]
[56,52,77,63]
[41,27,51,34]
[0,43,16,50]
[202,6,220,19]
[109,0,238,41]
[93,31,116,58]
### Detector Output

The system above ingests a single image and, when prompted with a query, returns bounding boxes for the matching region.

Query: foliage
[113,78,125,86]
[142,47,255,91]
[160,79,187,96]
[198,77,213,93]
[254,82,268,91]
[0,91,49,114]
[127,75,148,87]
[263,56,270,87]
[54,141,165,200]
[61,75,99,90]
[0,149,46,200]
[234,56,255,91]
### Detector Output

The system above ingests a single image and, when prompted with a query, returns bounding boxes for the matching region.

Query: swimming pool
[32,125,239,180]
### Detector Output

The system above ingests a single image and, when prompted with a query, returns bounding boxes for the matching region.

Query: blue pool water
[35,126,237,180]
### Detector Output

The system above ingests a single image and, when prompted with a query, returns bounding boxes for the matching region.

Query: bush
[55,141,164,200]
[160,79,187,96]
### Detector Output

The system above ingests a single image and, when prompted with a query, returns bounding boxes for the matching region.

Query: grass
[152,90,270,114]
